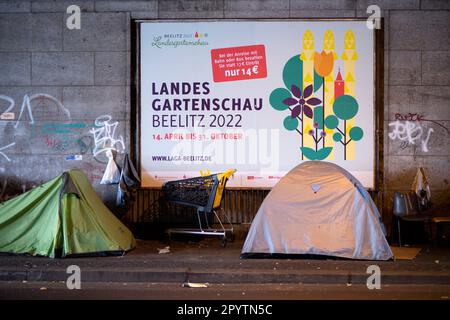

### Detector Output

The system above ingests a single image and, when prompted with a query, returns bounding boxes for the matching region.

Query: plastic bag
[411,167,431,210]
[100,149,121,184]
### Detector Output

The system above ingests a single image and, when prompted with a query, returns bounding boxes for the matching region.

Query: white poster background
[140,21,375,188]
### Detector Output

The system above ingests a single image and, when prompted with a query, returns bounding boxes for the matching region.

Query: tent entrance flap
[61,172,81,198]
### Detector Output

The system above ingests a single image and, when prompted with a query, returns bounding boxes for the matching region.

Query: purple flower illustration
[282,84,322,119]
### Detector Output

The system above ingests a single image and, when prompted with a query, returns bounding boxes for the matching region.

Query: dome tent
[242,161,392,260]
[0,170,135,258]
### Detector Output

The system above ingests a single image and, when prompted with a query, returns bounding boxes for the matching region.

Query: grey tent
[242,161,393,260]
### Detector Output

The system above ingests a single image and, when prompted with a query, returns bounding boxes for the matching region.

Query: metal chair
[393,191,432,247]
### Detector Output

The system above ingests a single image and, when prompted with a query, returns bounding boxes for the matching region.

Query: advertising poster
[140,21,375,188]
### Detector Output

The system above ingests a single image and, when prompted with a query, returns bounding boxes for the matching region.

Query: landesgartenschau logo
[152,31,209,49]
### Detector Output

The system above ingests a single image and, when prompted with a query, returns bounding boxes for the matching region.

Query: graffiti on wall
[0,94,81,199]
[90,115,125,163]
[0,94,71,128]
[389,113,450,152]
[1,93,73,159]
[0,93,127,200]
[389,120,434,152]
[0,142,15,162]
[36,122,91,154]
[1,94,126,160]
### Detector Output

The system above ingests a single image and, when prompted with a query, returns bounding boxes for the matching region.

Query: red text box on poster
[211,45,267,83]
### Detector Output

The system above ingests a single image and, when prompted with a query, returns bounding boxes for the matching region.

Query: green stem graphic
[301,108,304,160]
[344,120,347,160]
[315,126,318,151]
[323,76,325,149]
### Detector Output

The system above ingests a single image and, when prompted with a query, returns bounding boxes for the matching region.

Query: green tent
[0,170,136,258]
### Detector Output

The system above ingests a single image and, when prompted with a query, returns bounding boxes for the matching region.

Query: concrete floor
[1,238,450,300]
[1,282,450,300]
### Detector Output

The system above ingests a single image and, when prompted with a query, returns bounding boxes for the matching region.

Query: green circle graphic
[333,95,359,120]
[333,132,342,142]
[270,88,292,111]
[325,115,339,129]
[349,126,364,141]
[283,116,299,131]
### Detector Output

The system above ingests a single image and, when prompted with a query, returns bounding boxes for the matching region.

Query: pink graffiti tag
[394,113,450,137]
[394,113,424,122]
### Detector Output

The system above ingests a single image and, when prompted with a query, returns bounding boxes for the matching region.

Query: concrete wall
[0,1,449,224]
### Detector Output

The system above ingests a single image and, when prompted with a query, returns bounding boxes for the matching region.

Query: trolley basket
[164,170,235,246]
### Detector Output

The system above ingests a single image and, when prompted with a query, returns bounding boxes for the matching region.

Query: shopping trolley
[164,169,236,246]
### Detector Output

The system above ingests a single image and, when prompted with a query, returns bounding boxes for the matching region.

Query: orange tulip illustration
[314,51,334,77]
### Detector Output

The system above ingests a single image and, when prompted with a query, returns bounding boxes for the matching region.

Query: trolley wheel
[220,237,227,248]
